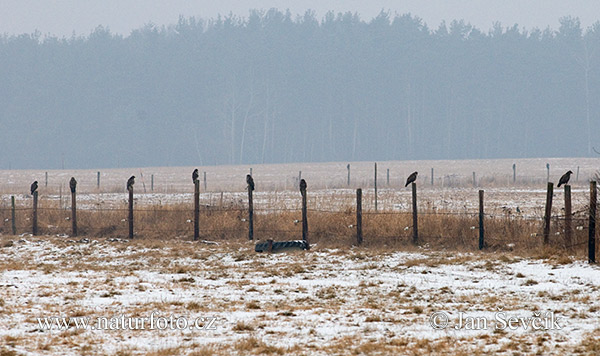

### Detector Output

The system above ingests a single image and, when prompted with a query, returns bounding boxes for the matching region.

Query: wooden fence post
[564,185,572,250]
[412,182,418,244]
[45,172,48,187]
[97,171,100,189]
[247,178,254,241]
[128,186,134,239]
[300,179,309,249]
[513,164,516,184]
[479,190,484,250]
[151,174,154,192]
[356,188,363,245]
[543,182,554,245]
[473,172,476,187]
[431,168,434,186]
[347,164,350,186]
[387,168,390,186]
[576,166,580,182]
[32,191,38,236]
[203,171,207,191]
[589,181,596,263]
[11,196,16,235]
[194,179,200,241]
[546,163,550,182]
[374,163,378,211]
[71,182,77,237]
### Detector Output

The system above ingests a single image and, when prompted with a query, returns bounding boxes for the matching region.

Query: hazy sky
[1,0,599,37]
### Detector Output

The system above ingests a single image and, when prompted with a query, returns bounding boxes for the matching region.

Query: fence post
[577,166,580,182]
[513,163,516,184]
[479,190,484,250]
[473,172,476,187]
[194,179,200,241]
[374,163,378,211]
[97,171,100,189]
[564,185,572,250]
[151,174,154,192]
[412,182,418,244]
[543,182,554,245]
[387,168,390,186]
[11,196,16,235]
[128,186,134,239]
[589,181,596,263]
[347,164,350,186]
[431,168,434,186]
[45,172,48,187]
[71,181,77,237]
[32,191,38,236]
[546,163,550,182]
[203,171,207,191]
[356,188,363,245]
[247,178,254,241]
[300,179,309,249]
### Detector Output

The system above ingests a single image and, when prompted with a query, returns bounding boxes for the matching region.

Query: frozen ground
[1,237,600,355]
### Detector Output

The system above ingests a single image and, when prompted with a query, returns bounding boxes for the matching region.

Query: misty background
[1,8,599,169]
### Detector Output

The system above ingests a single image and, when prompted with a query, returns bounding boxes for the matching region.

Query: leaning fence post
[356,188,363,245]
[479,190,484,250]
[374,163,378,211]
[412,182,418,244]
[128,185,134,239]
[70,178,77,237]
[300,179,309,249]
[543,182,554,245]
[564,185,572,250]
[194,179,200,241]
[11,196,16,235]
[32,191,38,236]
[589,181,596,263]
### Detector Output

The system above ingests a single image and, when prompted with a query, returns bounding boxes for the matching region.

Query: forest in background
[1,10,599,169]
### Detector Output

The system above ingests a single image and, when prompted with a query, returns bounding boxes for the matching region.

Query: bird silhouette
[246,174,255,191]
[405,172,418,187]
[127,176,135,191]
[69,177,77,193]
[192,169,199,183]
[30,181,38,195]
[299,178,307,192]
[557,170,573,187]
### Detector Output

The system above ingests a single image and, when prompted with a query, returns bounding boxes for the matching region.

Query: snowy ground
[1,237,600,355]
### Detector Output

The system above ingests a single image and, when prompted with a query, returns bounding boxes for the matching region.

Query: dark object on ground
[255,240,308,253]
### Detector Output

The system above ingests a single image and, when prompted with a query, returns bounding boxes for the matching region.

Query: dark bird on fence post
[127,176,135,191]
[246,174,255,191]
[30,181,38,195]
[405,172,418,187]
[69,177,77,193]
[557,170,573,187]
[299,178,307,192]
[192,169,199,183]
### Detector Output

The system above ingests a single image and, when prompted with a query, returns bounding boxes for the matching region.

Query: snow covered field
[1,237,600,355]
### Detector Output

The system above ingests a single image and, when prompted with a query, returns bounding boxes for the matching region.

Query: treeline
[1,10,599,169]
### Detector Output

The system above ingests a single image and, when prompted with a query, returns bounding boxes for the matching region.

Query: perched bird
[127,176,135,191]
[299,178,307,192]
[69,177,77,193]
[192,169,199,183]
[405,172,418,187]
[246,174,255,191]
[30,181,38,195]
[557,170,573,187]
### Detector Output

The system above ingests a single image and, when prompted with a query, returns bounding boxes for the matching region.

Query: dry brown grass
[0,196,590,258]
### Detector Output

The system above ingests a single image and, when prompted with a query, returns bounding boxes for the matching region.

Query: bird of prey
[246,174,255,191]
[192,169,199,183]
[30,181,38,195]
[299,178,307,192]
[69,177,77,193]
[405,172,418,187]
[557,170,573,187]
[127,176,135,191]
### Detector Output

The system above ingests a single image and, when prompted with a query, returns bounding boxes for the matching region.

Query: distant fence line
[0,177,597,262]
